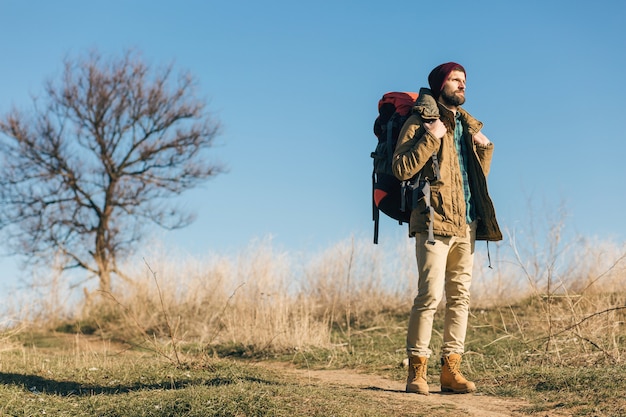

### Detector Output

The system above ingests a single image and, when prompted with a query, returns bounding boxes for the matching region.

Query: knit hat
[428,62,466,99]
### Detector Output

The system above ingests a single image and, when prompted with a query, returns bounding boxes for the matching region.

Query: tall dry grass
[96,236,419,355]
[3,223,625,364]
[473,217,626,365]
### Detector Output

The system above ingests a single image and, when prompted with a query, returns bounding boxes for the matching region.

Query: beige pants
[407,221,476,358]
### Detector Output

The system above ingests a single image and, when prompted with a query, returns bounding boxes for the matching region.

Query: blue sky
[1,0,625,294]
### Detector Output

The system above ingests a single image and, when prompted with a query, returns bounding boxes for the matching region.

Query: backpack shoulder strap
[431,151,441,181]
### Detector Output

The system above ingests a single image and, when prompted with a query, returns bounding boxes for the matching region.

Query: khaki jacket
[392,89,502,241]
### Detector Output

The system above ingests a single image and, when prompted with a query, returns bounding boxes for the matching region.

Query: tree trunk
[95,208,113,293]
[98,267,112,294]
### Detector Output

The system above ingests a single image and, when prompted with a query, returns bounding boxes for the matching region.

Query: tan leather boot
[406,356,429,395]
[440,353,476,393]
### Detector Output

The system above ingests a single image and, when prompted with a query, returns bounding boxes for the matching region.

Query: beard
[440,89,466,106]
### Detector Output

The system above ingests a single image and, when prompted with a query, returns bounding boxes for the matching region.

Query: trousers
[407,221,476,358]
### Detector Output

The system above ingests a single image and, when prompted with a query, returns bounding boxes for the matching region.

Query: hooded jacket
[392,88,502,241]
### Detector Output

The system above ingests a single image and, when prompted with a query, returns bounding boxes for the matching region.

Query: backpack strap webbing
[420,179,436,245]
[386,116,395,161]
[424,151,440,245]
[372,170,380,244]
[432,152,441,181]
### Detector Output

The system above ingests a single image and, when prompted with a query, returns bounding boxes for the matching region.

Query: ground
[7,334,574,416]
[262,361,569,417]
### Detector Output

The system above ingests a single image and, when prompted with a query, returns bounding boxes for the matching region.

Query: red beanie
[428,62,466,99]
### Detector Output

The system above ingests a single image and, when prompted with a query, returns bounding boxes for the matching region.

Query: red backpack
[371,92,418,243]
[371,91,439,244]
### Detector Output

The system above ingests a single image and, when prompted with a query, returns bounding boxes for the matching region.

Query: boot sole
[406,388,429,395]
[441,386,476,394]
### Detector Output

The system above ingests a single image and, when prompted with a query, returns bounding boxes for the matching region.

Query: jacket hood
[412,88,439,121]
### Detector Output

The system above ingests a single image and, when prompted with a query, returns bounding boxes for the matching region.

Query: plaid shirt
[454,112,475,224]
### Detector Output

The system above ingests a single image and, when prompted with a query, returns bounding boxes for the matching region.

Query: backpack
[371,91,440,244]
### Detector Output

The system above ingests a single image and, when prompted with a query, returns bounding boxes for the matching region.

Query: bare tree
[0,50,222,293]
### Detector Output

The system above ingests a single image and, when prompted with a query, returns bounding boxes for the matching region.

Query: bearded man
[392,62,502,395]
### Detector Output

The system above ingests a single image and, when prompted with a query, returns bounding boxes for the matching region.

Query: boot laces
[412,363,425,374]
[447,358,461,375]
[411,362,427,378]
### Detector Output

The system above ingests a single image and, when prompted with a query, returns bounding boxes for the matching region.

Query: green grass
[2,295,625,416]
[0,346,448,417]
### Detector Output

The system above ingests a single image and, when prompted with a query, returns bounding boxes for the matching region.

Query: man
[392,62,502,395]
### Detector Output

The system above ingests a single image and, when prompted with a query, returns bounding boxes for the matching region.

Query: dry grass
[3,226,625,367]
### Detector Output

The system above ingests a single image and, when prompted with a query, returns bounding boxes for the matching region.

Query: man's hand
[473,131,491,145]
[424,119,446,139]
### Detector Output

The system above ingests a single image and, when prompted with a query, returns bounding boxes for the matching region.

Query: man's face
[439,70,466,106]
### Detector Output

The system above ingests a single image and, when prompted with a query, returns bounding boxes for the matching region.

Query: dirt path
[260,362,563,417]
[43,335,565,416]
